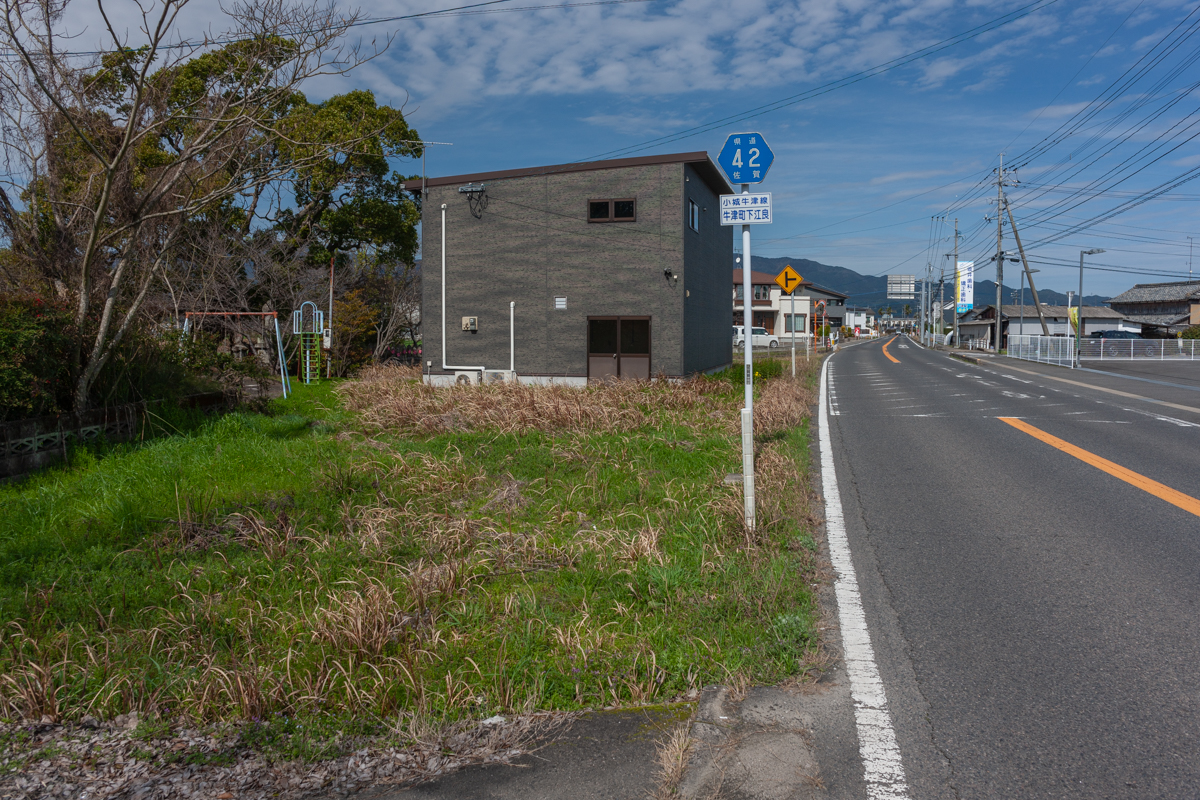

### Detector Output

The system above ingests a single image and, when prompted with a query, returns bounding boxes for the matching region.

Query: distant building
[957,304,1129,347]
[1106,280,1200,334]
[844,306,876,333]
[732,267,848,334]
[416,152,734,385]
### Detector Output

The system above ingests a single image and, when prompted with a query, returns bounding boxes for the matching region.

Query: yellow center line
[998,417,1200,518]
[882,337,900,364]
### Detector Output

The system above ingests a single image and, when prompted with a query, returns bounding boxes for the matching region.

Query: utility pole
[938,270,945,341]
[1190,236,1194,281]
[994,156,1005,354]
[921,270,928,345]
[1004,199,1050,336]
[952,218,959,349]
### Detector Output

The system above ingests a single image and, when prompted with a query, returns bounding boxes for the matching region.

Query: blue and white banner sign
[956,261,974,313]
[720,193,772,225]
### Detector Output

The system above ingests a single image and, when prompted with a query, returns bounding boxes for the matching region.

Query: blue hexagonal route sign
[717,132,774,186]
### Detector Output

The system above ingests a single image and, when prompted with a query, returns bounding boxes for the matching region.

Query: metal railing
[1007,335,1076,365]
[1008,335,1200,366]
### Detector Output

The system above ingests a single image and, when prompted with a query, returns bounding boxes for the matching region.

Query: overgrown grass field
[0,358,822,757]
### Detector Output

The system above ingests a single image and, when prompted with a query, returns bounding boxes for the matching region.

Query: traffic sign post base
[741,407,755,531]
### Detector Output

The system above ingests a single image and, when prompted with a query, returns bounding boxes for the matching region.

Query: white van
[733,325,780,349]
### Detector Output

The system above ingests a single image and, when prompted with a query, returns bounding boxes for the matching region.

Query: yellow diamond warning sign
[774,265,803,295]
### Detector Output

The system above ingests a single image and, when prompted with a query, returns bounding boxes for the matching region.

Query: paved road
[826,335,1200,799]
[1081,358,1200,390]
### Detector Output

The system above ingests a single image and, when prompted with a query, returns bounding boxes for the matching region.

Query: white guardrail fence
[1008,334,1200,366]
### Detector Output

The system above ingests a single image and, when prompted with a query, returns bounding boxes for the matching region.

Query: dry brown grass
[356,363,424,383]
[337,372,734,436]
[651,720,694,800]
[754,376,816,436]
[311,580,414,657]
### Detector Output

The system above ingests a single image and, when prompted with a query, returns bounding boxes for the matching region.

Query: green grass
[0,361,823,760]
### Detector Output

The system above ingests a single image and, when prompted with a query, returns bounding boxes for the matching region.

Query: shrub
[1182,326,1200,340]
[0,296,73,420]
[0,296,217,420]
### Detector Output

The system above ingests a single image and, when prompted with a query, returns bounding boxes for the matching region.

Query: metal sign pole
[741,184,755,532]
[717,132,775,535]
[791,290,796,378]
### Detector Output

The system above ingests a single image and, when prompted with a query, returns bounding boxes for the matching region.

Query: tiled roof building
[1107,280,1200,331]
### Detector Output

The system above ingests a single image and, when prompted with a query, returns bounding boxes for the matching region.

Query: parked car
[733,325,780,348]
[1089,330,1141,339]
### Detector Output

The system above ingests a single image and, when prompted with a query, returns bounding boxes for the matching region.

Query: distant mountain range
[740,256,1111,312]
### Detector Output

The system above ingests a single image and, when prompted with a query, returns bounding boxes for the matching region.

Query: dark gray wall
[682,163,734,373]
[423,162,729,378]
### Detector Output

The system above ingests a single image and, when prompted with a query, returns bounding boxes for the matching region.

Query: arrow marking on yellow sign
[774,265,802,294]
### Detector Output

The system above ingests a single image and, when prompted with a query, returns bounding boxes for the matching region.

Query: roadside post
[774,265,802,378]
[718,132,775,532]
[815,300,827,350]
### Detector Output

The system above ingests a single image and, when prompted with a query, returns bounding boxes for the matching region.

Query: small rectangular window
[688,200,699,232]
[555,297,567,310]
[588,198,636,223]
[753,285,771,300]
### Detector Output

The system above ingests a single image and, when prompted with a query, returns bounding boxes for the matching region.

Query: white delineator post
[741,184,755,531]
[790,289,796,378]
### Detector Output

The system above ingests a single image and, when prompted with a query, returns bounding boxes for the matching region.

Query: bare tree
[0,0,404,410]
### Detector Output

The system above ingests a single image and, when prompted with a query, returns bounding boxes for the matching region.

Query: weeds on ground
[0,358,822,763]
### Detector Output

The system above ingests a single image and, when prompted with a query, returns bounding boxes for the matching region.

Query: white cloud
[1170,154,1200,168]
[870,169,953,185]
[581,111,696,132]
[368,0,1065,116]
[1030,101,1091,119]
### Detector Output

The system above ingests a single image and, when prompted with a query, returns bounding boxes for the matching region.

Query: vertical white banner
[956,261,974,313]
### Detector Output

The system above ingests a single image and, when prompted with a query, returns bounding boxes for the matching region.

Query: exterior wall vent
[555,297,567,310]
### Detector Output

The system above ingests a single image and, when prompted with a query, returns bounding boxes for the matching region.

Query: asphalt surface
[826,336,1200,799]
[361,708,680,799]
[1080,358,1200,390]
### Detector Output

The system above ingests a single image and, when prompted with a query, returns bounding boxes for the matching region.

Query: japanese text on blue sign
[720,193,772,225]
[728,135,763,182]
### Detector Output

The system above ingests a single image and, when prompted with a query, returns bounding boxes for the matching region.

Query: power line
[576,0,1065,162]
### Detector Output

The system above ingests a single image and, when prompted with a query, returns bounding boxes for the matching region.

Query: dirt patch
[0,713,569,800]
[481,475,528,513]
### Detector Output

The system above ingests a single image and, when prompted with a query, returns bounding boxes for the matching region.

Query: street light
[1077,248,1104,368]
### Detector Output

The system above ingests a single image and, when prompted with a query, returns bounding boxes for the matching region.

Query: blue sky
[76,0,1200,297]
[345,0,1200,298]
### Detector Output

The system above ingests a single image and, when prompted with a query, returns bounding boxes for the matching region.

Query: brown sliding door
[587,316,650,383]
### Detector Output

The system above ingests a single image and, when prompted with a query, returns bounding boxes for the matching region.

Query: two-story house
[731,265,849,335]
[416,152,734,385]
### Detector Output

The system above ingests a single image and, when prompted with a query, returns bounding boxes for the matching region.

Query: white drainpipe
[510,301,515,372]
[442,202,485,373]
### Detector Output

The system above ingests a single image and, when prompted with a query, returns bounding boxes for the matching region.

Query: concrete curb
[948,352,988,367]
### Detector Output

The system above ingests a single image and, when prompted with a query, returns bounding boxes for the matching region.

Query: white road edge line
[819,356,911,800]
